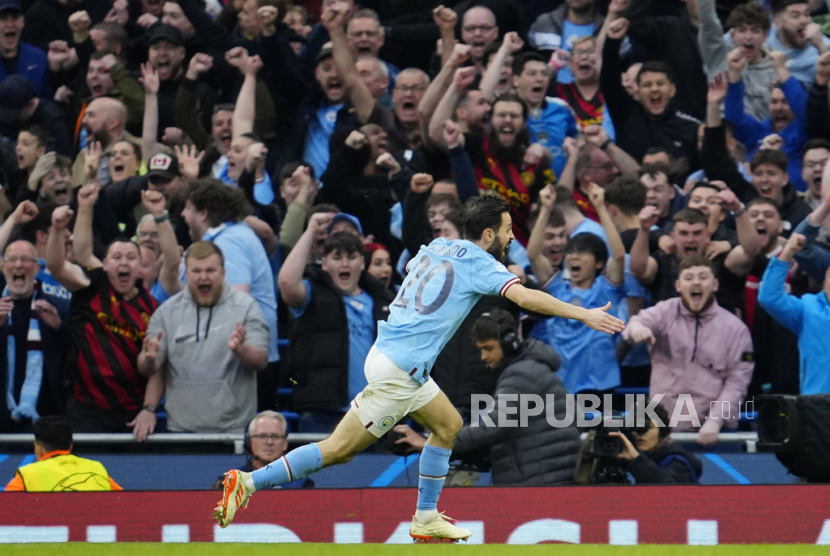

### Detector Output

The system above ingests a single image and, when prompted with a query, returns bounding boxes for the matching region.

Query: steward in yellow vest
[4,416,122,492]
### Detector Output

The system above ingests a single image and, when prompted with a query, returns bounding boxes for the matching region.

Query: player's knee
[448,413,464,439]
[432,413,463,445]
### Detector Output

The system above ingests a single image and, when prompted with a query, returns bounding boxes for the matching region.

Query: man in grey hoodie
[698,0,776,120]
[139,241,270,433]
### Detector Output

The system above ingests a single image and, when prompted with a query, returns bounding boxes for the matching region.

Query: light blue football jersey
[374,238,521,384]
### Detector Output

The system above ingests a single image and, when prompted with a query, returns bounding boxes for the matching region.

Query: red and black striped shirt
[556,83,608,132]
[70,268,158,412]
[465,133,555,247]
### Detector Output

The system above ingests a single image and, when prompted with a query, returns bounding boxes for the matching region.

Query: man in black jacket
[278,213,395,433]
[611,401,703,484]
[395,309,581,486]
[600,18,701,171]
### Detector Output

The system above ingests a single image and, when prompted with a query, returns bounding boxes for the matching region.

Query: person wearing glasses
[212,411,314,489]
[345,9,401,93]
[0,239,69,432]
[460,6,499,71]
[323,4,430,152]
[552,36,617,142]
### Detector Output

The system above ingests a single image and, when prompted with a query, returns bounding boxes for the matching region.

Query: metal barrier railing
[0,431,760,454]
[0,433,330,454]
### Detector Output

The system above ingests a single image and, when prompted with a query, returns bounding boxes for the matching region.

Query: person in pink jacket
[622,254,754,445]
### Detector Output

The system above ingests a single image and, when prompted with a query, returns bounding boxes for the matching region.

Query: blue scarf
[4,287,43,422]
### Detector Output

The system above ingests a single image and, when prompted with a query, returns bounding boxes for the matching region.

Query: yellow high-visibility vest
[18,454,113,492]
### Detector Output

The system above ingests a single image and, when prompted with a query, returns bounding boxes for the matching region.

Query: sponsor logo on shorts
[378,416,395,431]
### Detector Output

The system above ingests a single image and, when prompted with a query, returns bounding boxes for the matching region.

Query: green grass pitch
[2,544,829,556]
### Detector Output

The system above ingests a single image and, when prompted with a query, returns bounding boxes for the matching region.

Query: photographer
[610,403,702,484]
[394,310,582,486]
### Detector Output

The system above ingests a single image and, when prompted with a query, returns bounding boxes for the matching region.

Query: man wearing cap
[148,24,190,141]
[278,212,394,433]
[278,41,355,179]
[106,152,191,247]
[329,212,363,238]
[0,74,71,156]
[0,0,50,98]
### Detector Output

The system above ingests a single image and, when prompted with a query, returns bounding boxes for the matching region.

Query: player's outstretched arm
[505,284,625,335]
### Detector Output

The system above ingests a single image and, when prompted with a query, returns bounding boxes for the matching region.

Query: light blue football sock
[416,444,452,511]
[251,443,323,491]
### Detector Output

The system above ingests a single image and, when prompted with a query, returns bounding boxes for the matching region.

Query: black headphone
[242,416,255,457]
[480,309,521,356]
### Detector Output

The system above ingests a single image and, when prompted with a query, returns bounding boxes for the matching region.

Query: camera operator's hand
[392,424,427,454]
[609,431,639,460]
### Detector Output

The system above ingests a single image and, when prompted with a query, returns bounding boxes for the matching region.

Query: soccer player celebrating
[214,195,624,541]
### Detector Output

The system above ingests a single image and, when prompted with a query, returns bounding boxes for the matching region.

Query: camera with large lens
[575,412,651,484]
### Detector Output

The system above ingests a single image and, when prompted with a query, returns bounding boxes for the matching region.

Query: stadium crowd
[0,0,829,483]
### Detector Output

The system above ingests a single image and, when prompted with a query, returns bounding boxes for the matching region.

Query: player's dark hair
[749,149,788,173]
[564,232,608,272]
[512,51,547,77]
[463,195,510,241]
[443,208,464,236]
[672,207,708,227]
[33,416,73,452]
[604,175,646,216]
[323,231,364,257]
[637,60,675,84]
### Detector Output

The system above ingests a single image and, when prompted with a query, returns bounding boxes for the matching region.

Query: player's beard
[488,236,511,262]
